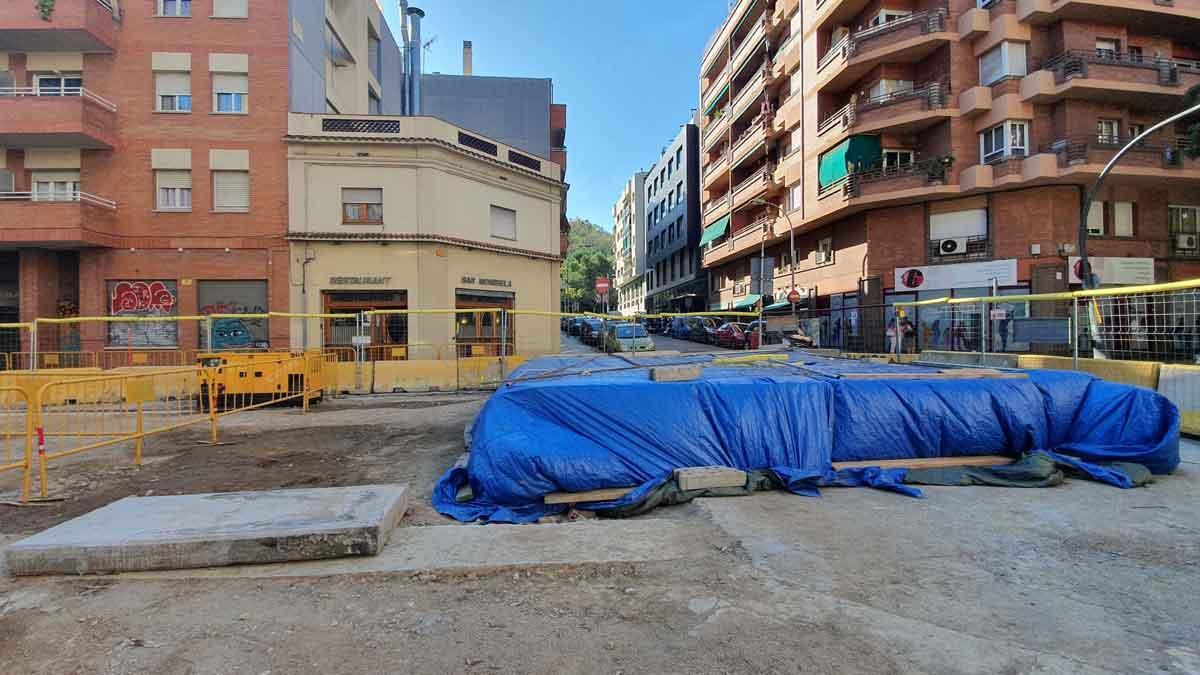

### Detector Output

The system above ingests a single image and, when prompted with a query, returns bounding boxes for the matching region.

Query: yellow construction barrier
[0,386,34,500]
[1016,355,1161,391]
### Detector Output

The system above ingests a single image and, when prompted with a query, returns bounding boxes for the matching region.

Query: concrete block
[4,484,409,576]
[675,466,747,491]
[651,365,703,382]
[918,350,1019,369]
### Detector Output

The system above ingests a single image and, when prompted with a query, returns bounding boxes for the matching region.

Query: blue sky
[383,1,732,231]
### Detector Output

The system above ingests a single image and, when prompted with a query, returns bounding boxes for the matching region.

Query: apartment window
[882,149,914,169]
[342,188,382,223]
[667,159,674,177]
[1129,46,1144,63]
[33,74,82,96]
[869,79,913,100]
[816,237,834,265]
[1096,39,1119,60]
[368,91,381,115]
[675,147,682,170]
[979,42,1027,86]
[155,72,191,112]
[1114,201,1134,237]
[980,121,1028,163]
[490,205,517,240]
[32,172,80,202]
[676,182,684,204]
[1097,119,1121,144]
[788,180,802,211]
[1087,203,1105,236]
[159,0,191,17]
[213,73,248,114]
[1170,206,1200,236]
[211,0,248,18]
[871,9,911,26]
[1130,123,1146,140]
[212,170,250,212]
[156,170,193,211]
[368,32,382,81]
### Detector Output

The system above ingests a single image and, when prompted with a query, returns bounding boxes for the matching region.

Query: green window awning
[699,214,730,247]
[763,300,791,312]
[703,83,730,116]
[732,294,762,311]
[818,135,882,189]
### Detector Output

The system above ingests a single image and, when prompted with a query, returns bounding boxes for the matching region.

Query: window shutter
[930,209,988,240]
[980,46,1003,85]
[490,205,517,240]
[212,73,248,94]
[343,188,382,204]
[1114,202,1134,237]
[213,170,250,211]
[1087,202,1106,235]
[156,169,192,190]
[156,72,190,96]
[212,0,248,18]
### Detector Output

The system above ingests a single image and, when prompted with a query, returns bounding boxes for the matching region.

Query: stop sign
[787,288,802,304]
[595,276,611,294]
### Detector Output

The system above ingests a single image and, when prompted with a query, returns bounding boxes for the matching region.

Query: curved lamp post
[750,198,797,349]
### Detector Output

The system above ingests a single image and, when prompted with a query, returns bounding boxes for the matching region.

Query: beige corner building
[286,113,565,356]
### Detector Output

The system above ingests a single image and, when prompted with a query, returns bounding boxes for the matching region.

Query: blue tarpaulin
[434,353,1180,523]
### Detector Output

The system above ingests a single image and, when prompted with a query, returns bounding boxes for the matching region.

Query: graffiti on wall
[198,280,269,349]
[107,280,179,347]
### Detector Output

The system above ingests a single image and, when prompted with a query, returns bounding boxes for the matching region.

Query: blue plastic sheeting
[434,353,1180,523]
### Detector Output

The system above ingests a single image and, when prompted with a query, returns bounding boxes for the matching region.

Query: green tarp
[699,215,730,246]
[703,83,729,116]
[818,135,882,189]
[732,294,762,310]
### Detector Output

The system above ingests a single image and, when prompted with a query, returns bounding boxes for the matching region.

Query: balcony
[730,112,773,167]
[817,80,953,144]
[729,65,772,122]
[1018,0,1200,40]
[1024,51,1200,106]
[0,0,119,52]
[1045,135,1200,175]
[819,158,953,202]
[0,87,117,148]
[703,150,731,190]
[703,108,731,151]
[729,15,768,78]
[816,9,953,94]
[731,163,782,210]
[0,191,118,246]
[703,215,778,268]
[704,191,732,224]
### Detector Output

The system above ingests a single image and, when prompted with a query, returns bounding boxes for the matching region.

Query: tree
[560,218,614,312]
[1184,84,1200,159]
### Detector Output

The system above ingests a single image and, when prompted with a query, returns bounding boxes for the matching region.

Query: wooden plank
[832,455,1013,470]
[544,487,635,505]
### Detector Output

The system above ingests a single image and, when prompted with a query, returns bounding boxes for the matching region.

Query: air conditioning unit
[1178,233,1198,250]
[938,237,969,256]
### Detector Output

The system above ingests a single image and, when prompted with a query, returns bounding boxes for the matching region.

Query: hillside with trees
[560,218,614,312]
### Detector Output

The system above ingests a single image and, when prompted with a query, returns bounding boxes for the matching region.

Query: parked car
[714,322,751,349]
[698,317,719,344]
[667,317,692,340]
[743,321,786,349]
[579,318,604,345]
[567,317,585,336]
[603,323,655,353]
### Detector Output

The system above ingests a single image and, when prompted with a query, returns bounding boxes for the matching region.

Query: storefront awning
[699,215,730,247]
[703,83,729,116]
[731,294,762,311]
[817,135,882,189]
[762,300,791,312]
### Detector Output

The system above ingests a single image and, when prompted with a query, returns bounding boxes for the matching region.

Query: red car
[714,322,752,349]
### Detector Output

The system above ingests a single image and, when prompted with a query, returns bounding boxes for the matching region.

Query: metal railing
[705,150,730,176]
[733,164,775,196]
[817,35,851,73]
[817,102,855,136]
[0,86,117,112]
[817,82,948,137]
[849,8,948,50]
[1041,50,1185,86]
[0,191,118,209]
[1043,135,1184,168]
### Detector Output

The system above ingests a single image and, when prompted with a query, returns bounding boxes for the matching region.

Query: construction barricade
[0,386,34,500]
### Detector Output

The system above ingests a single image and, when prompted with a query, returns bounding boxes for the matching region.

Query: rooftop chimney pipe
[463,40,473,76]
[406,6,424,115]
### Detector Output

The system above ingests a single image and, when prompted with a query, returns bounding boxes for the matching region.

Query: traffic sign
[787,288,802,304]
[595,276,611,294]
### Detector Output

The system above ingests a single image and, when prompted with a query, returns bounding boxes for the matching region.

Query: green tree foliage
[560,218,614,312]
[1185,85,1200,159]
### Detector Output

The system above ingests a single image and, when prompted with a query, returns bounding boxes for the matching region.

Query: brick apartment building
[0,0,566,356]
[698,0,1200,351]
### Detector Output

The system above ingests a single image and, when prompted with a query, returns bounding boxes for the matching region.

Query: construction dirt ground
[1,393,1198,674]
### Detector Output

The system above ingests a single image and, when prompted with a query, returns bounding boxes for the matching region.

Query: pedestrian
[886,318,896,354]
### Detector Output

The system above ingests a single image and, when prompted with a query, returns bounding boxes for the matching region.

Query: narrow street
[560,330,733,355]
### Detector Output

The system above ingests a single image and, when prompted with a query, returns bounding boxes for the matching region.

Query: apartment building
[645,121,707,314]
[612,172,647,315]
[698,0,1200,352]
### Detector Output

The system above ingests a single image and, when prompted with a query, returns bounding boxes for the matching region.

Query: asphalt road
[560,331,731,354]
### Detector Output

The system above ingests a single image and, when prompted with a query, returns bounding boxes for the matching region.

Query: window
[213,73,248,114]
[156,170,192,211]
[32,172,80,202]
[368,32,382,81]
[1097,119,1121,144]
[930,208,987,240]
[490,205,517,240]
[341,188,382,223]
[675,147,682,170]
[869,79,913,100]
[212,170,250,212]
[155,72,191,112]
[1170,205,1200,234]
[979,42,1027,85]
[788,180,802,211]
[882,149,914,169]
[1129,46,1144,63]
[211,0,247,18]
[667,158,674,177]
[1114,201,1134,237]
[368,91,381,115]
[33,74,82,96]
[816,237,834,265]
[159,0,191,17]
[980,120,1028,163]
[871,9,911,26]
[1087,203,1105,236]
[1096,39,1119,59]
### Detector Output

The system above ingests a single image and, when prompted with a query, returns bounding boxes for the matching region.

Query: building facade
[645,122,707,314]
[698,0,1200,351]
[612,172,647,315]
[286,114,565,356]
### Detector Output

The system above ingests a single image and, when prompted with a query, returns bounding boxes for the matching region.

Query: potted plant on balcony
[35,0,55,21]
[925,156,955,185]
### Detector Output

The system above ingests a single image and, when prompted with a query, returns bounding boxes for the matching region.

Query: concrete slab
[651,365,703,382]
[4,484,409,577]
[117,518,722,580]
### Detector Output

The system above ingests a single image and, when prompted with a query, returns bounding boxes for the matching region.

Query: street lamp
[750,198,797,349]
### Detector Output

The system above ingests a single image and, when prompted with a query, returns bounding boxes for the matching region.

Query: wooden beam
[544,487,635,505]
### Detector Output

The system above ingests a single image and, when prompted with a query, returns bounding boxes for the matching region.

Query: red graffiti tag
[110,281,177,315]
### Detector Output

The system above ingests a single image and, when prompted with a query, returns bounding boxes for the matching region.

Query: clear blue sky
[383,1,732,231]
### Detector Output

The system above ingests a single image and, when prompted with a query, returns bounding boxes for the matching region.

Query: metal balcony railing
[1043,135,1190,168]
[819,158,944,198]
[732,164,775,196]
[817,35,850,73]
[1041,50,1186,86]
[817,80,949,136]
[0,191,117,209]
[705,150,730,176]
[0,86,117,112]
[816,8,948,74]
